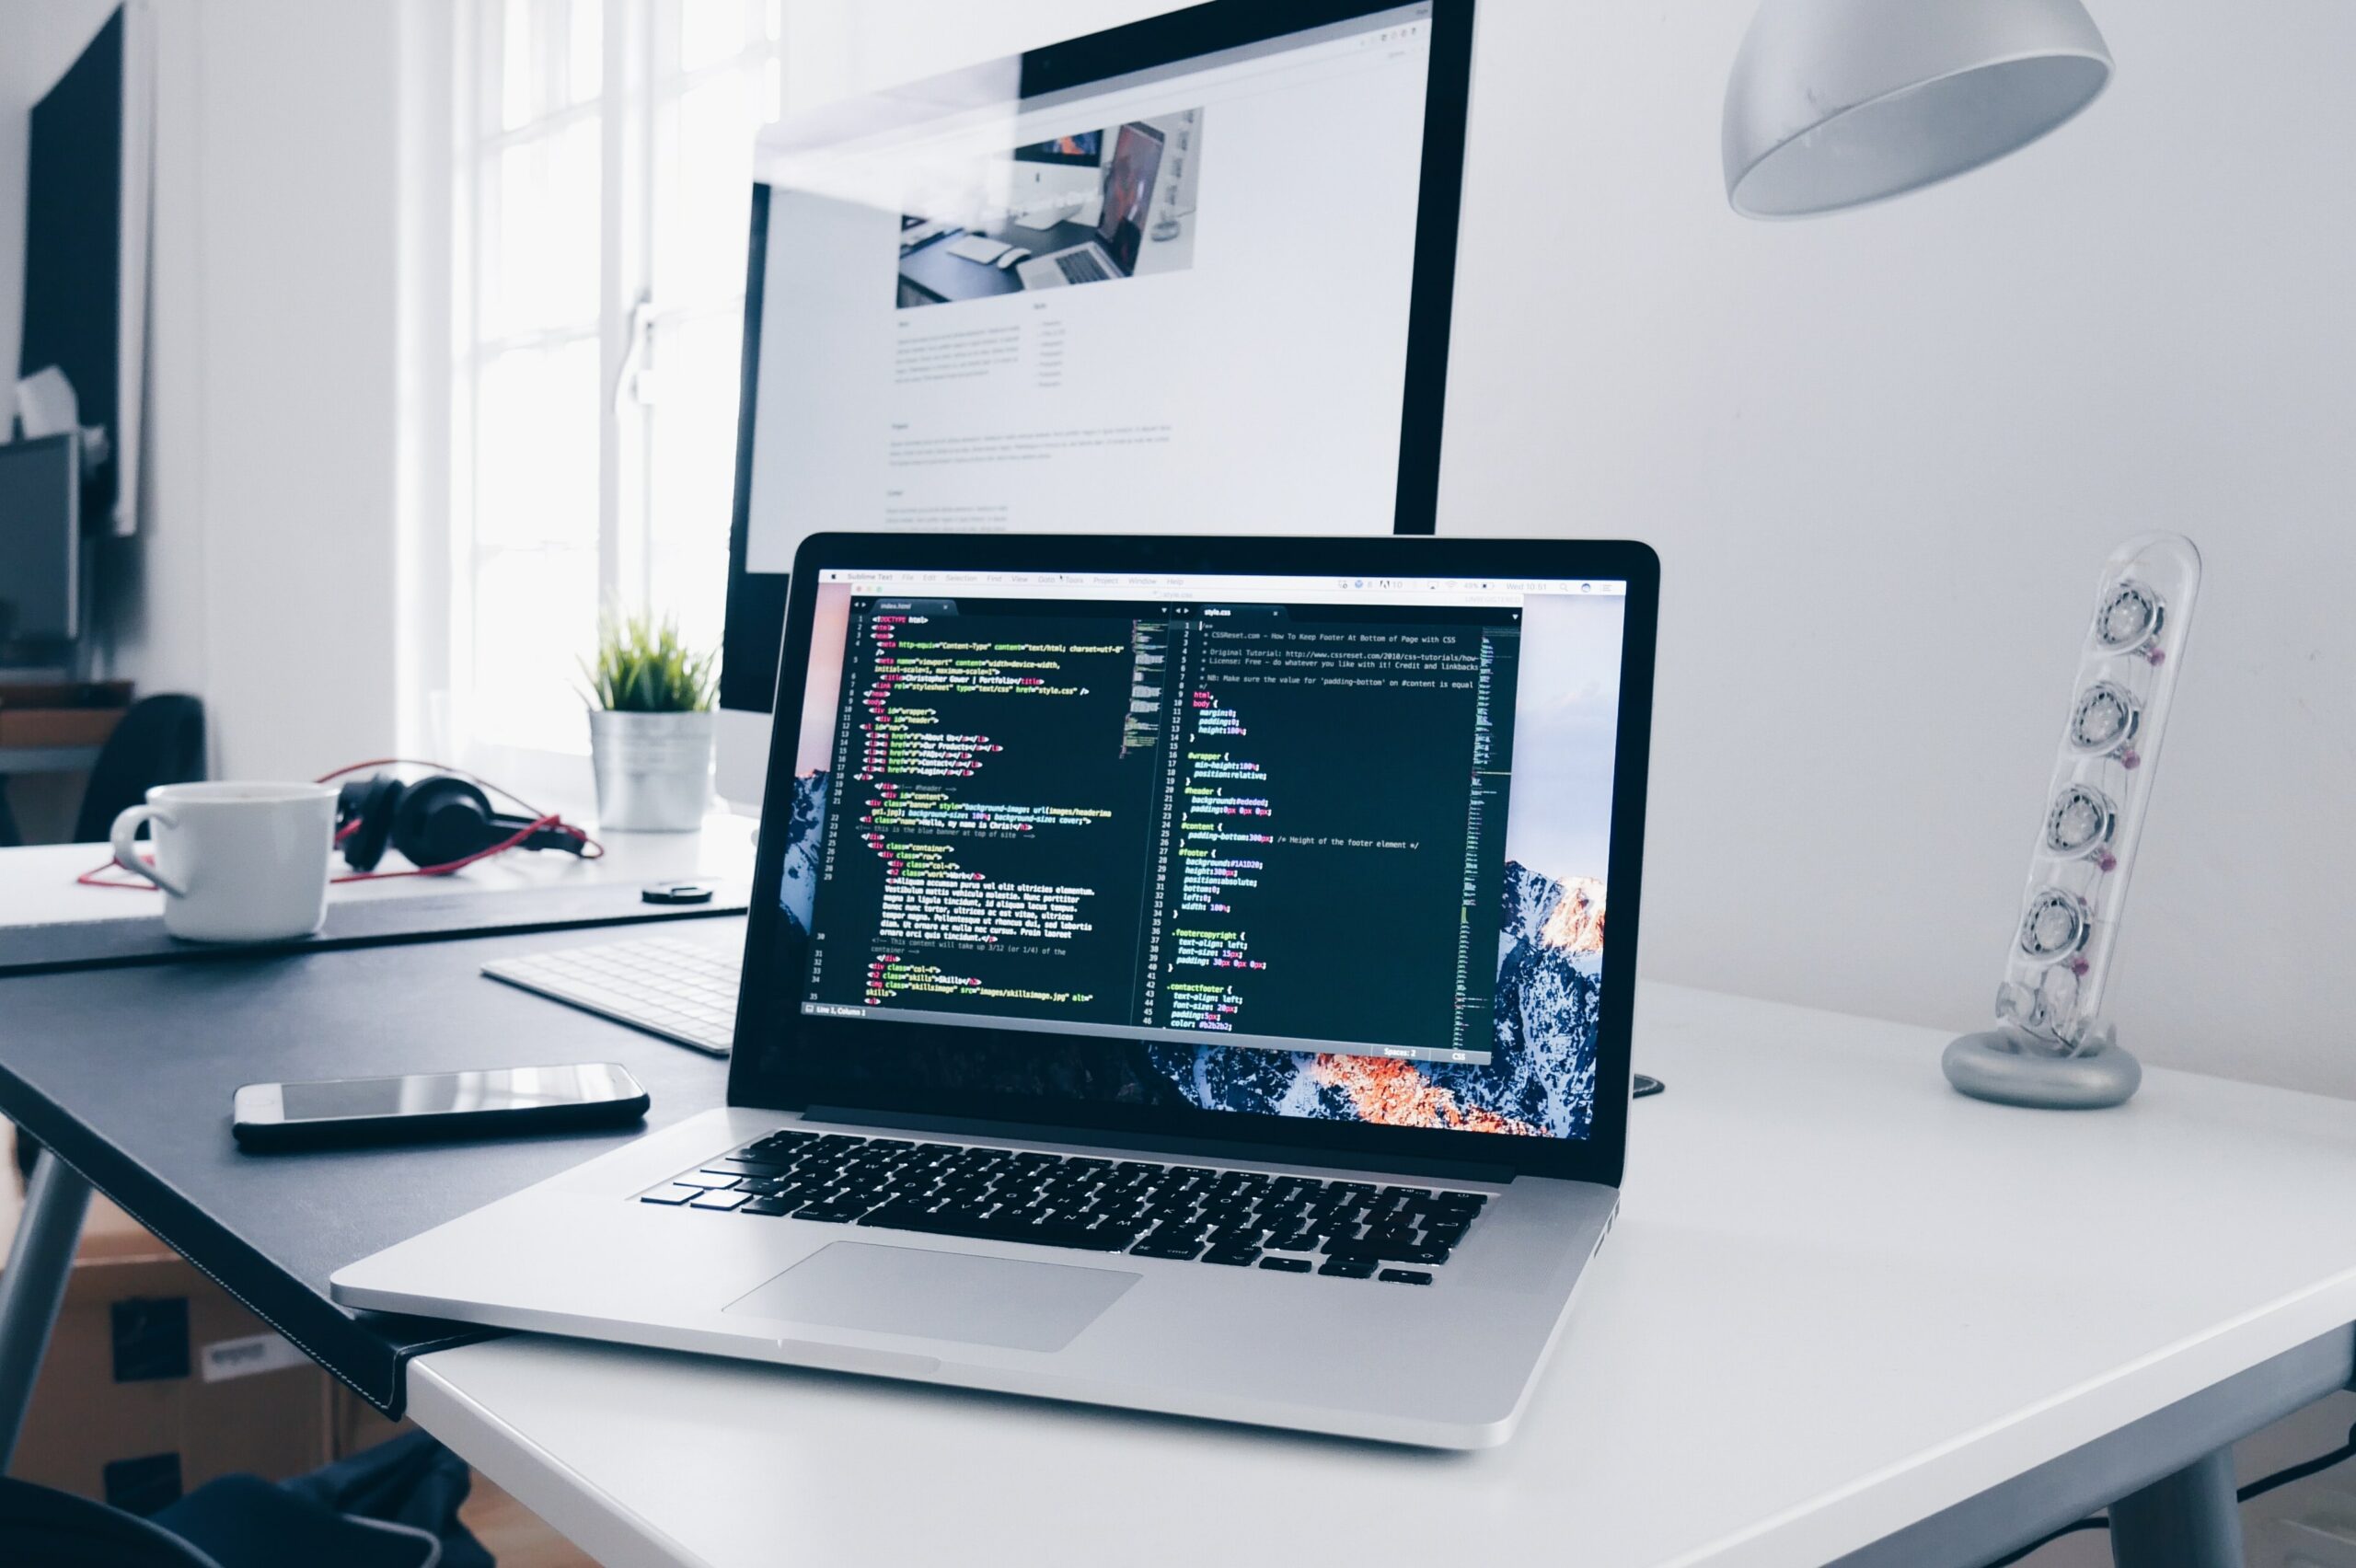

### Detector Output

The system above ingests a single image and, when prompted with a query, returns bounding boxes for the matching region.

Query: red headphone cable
[77,758,604,889]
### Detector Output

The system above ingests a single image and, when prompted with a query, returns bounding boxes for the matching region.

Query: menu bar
[818,568,1627,606]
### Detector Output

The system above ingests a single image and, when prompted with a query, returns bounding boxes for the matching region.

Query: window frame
[441,0,780,800]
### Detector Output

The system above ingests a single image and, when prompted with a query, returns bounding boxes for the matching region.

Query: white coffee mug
[110,781,340,942]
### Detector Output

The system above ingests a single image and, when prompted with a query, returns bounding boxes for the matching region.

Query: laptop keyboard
[482,936,738,1056]
[639,1129,1487,1284]
[1056,249,1111,284]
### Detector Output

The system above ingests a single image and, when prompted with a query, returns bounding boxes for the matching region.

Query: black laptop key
[791,1201,871,1223]
[1202,1247,1260,1267]
[1259,1256,1311,1274]
[1319,1256,1378,1279]
[1324,1236,1452,1265]
[1379,1269,1434,1286]
[740,1196,802,1216]
[1129,1237,1203,1262]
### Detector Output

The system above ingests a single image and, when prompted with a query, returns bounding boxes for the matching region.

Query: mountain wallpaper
[779,770,828,934]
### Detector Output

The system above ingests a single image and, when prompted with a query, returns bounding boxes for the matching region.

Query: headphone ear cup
[389,777,503,870]
[337,777,406,872]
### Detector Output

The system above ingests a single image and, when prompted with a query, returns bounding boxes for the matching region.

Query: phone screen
[276,1064,639,1122]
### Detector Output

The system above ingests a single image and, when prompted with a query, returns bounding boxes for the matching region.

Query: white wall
[794,0,2356,1098]
[5,0,410,787]
[179,0,403,779]
[1438,2,2356,1095]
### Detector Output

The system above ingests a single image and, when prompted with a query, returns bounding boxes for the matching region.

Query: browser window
[743,6,1441,574]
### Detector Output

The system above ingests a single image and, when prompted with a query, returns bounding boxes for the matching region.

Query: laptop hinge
[803,1104,1521,1186]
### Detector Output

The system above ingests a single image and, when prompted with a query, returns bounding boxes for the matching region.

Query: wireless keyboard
[483,934,740,1056]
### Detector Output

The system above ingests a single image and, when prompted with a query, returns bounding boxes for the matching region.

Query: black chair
[0,1476,223,1568]
[71,694,206,844]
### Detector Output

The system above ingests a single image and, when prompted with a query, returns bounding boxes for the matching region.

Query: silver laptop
[1014,122,1164,291]
[333,532,1660,1449]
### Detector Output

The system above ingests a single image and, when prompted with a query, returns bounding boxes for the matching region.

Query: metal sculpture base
[1943,1030,2142,1110]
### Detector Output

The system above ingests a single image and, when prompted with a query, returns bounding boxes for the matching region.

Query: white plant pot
[588,709,714,832]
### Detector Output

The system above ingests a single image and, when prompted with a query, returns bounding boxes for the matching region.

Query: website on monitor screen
[775,567,1629,1144]
[743,5,1438,576]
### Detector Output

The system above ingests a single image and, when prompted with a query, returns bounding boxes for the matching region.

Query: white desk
[401,985,2356,1568]
[0,813,757,929]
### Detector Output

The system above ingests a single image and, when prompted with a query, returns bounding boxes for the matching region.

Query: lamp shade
[1723,0,2112,218]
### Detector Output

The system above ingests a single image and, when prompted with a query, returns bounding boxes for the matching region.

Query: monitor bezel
[719,0,1473,716]
[727,531,1657,1189]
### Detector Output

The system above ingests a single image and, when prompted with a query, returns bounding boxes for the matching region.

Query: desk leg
[0,1150,92,1471]
[2108,1447,2243,1568]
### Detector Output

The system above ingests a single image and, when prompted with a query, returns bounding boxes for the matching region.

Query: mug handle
[110,803,189,897]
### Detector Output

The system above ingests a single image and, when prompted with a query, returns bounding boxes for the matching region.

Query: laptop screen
[769,564,1630,1146]
[1093,123,1165,273]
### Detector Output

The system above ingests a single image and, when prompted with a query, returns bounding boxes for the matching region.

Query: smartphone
[232,1063,649,1151]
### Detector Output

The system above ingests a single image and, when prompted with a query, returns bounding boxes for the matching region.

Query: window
[451,0,781,767]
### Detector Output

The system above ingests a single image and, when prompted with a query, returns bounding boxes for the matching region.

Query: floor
[461,1470,599,1568]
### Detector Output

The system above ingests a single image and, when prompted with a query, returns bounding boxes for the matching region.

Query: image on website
[774,582,1623,1143]
[895,110,1202,309]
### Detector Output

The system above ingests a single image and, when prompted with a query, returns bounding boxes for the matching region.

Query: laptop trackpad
[725,1242,1140,1353]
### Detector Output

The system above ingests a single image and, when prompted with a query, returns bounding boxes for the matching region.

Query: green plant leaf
[583,605,719,712]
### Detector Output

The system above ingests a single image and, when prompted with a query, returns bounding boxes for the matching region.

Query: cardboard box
[4,1127,334,1512]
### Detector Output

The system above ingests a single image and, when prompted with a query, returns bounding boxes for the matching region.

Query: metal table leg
[2109,1447,2244,1568]
[0,1148,92,1470]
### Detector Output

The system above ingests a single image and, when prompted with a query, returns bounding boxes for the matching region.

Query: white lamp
[1723,0,2112,218]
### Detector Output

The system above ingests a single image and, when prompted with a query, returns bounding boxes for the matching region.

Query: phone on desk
[232,1063,649,1151]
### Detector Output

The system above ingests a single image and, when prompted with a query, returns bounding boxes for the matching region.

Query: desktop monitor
[0,432,80,650]
[717,0,1473,807]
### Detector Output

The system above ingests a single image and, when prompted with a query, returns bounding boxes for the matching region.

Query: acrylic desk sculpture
[1945,534,2201,1110]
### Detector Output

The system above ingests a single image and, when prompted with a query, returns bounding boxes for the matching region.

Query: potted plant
[581,610,718,832]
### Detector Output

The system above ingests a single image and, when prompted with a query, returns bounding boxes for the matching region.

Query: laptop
[332,532,1660,1449]
[1015,122,1166,290]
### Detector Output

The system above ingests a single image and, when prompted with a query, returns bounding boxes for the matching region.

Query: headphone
[334,773,594,873]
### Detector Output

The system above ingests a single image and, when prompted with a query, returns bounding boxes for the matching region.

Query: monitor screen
[0,433,80,646]
[769,564,1628,1145]
[721,1,1469,730]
